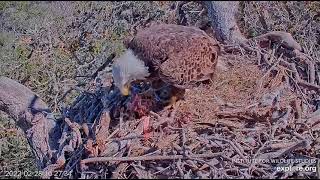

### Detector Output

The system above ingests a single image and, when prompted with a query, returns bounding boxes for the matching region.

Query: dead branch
[297,80,320,93]
[305,109,320,126]
[256,140,309,159]
[80,152,222,167]
[91,53,115,80]
[205,136,246,160]
[269,141,298,149]
[253,31,302,51]
[0,76,61,169]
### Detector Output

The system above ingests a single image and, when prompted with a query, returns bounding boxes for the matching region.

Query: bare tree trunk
[0,76,61,169]
[203,1,247,44]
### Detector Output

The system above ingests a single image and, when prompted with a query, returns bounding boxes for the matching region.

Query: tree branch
[0,76,61,169]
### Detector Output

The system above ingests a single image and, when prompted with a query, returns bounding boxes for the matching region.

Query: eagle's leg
[163,95,178,110]
[163,87,185,110]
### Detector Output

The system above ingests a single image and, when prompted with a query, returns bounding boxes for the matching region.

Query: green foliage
[0,116,38,179]
[0,1,8,11]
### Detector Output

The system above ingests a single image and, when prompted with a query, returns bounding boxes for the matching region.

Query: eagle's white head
[112,49,150,96]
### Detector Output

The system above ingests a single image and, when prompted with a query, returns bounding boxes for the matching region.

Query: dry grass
[176,55,263,123]
[0,114,38,179]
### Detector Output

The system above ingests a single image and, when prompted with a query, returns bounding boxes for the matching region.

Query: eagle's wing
[126,24,220,89]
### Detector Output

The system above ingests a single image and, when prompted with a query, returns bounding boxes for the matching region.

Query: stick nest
[41,39,320,179]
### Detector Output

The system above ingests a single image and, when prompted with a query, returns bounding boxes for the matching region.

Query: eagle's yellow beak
[120,83,130,96]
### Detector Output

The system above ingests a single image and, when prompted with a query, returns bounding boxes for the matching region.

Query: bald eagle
[112,23,220,100]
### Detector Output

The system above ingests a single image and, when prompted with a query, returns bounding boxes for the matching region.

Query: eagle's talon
[163,95,180,110]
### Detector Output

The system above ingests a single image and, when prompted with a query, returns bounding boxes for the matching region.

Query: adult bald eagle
[112,24,220,101]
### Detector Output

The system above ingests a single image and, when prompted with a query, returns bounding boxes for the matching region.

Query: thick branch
[0,76,61,169]
[203,1,303,54]
[203,1,247,44]
[254,31,302,51]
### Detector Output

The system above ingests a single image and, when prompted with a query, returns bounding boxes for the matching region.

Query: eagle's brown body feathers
[125,24,220,89]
